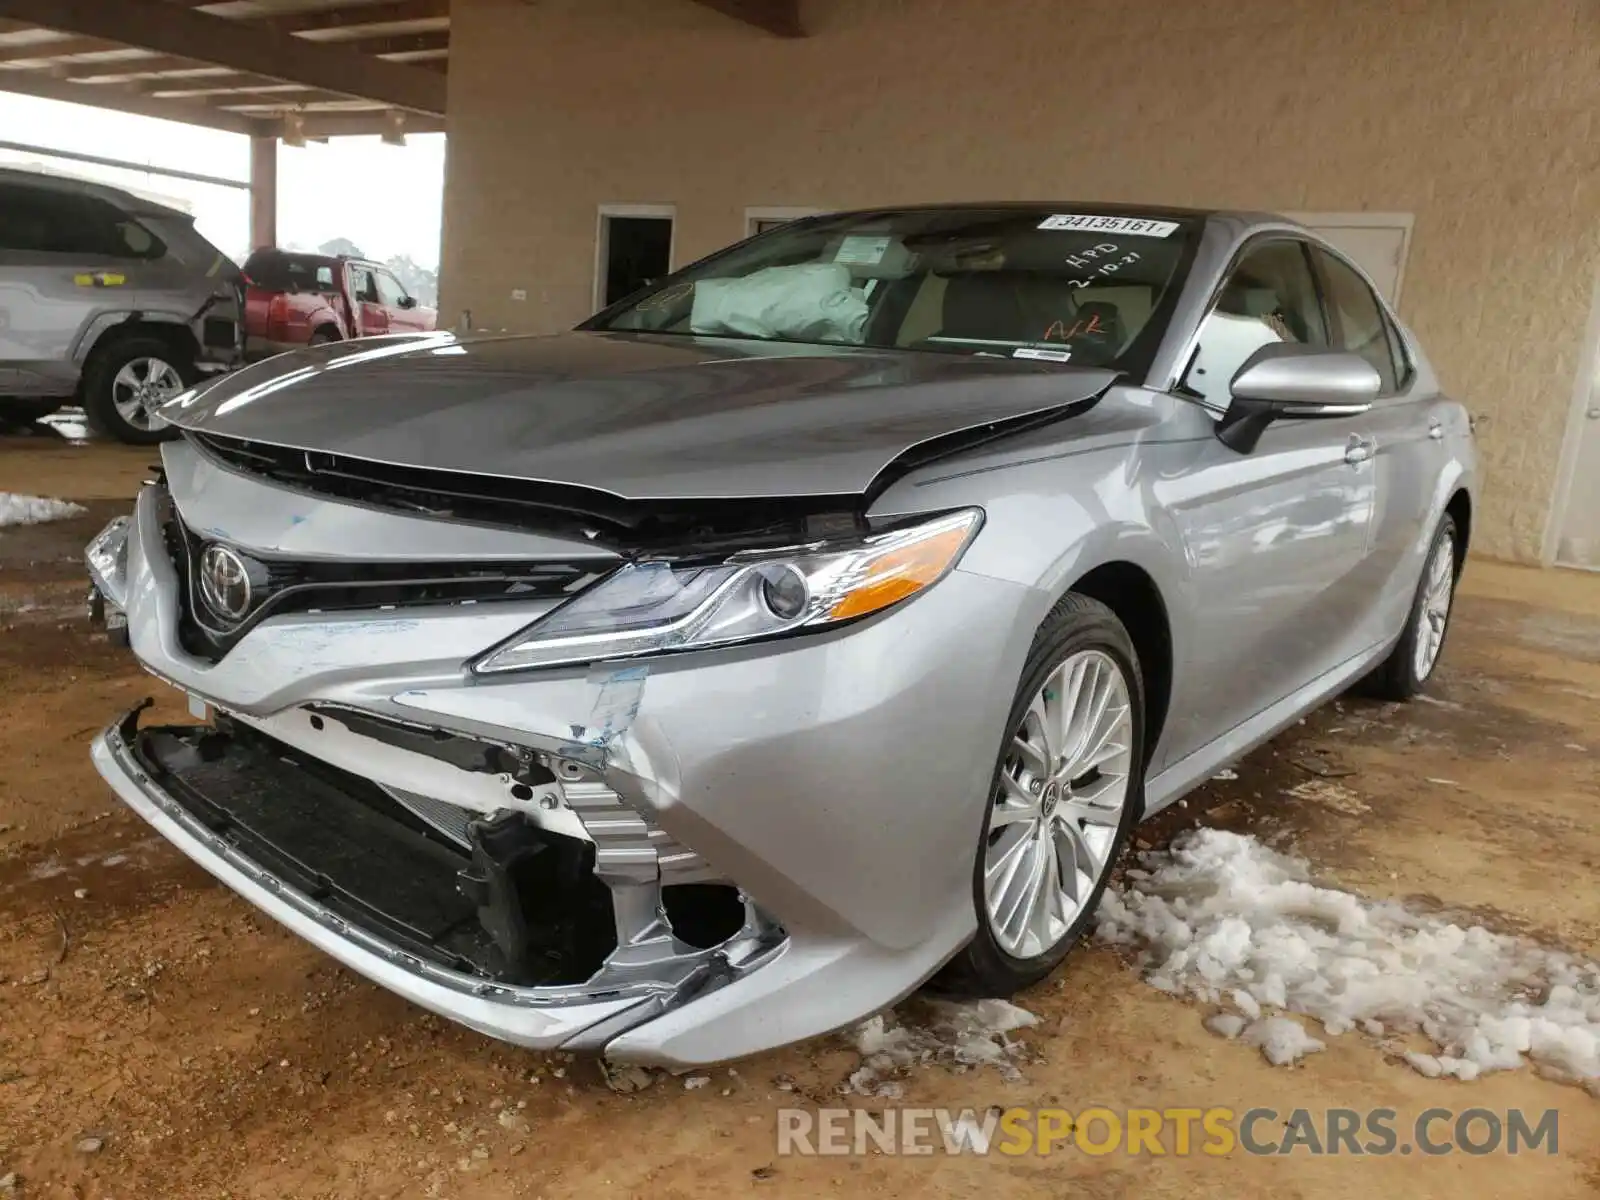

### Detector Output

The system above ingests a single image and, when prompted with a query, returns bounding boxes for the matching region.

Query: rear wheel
[1366,515,1459,700]
[308,328,339,346]
[941,594,1144,996]
[83,336,194,444]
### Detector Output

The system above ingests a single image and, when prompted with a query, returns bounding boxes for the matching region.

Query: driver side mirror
[399,295,417,309]
[1215,345,1381,454]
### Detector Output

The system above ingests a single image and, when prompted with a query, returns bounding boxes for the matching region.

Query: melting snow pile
[0,494,85,527]
[845,999,1039,1098]
[1098,828,1600,1086]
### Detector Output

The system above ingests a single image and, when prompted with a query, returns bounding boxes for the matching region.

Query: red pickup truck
[240,248,436,359]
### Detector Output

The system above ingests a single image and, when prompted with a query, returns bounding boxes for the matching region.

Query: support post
[249,134,278,253]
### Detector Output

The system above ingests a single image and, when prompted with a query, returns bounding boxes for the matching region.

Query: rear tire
[1366,515,1459,701]
[83,335,195,444]
[939,593,1145,996]
[308,328,339,346]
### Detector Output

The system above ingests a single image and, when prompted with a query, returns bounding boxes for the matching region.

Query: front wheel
[1366,514,1459,701]
[83,336,195,444]
[940,593,1145,996]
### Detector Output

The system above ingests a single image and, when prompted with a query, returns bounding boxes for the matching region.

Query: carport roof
[0,0,803,139]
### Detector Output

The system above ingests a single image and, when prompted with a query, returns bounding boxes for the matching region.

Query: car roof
[0,165,191,218]
[805,201,1299,231]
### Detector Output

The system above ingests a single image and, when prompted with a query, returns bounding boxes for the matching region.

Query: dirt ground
[2,429,1598,1199]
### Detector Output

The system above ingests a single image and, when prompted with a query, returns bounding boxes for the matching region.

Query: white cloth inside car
[690,263,868,344]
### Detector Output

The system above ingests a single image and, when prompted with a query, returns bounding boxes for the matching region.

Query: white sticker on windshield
[1012,347,1073,362]
[834,235,891,266]
[1038,214,1179,237]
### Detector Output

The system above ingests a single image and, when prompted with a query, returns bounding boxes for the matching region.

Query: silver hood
[160,331,1116,500]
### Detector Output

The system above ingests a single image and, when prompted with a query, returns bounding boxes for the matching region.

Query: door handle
[1428,419,1444,441]
[1344,435,1375,465]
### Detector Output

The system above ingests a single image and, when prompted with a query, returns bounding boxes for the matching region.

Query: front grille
[155,489,608,662]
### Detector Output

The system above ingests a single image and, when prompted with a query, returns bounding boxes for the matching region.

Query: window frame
[1174,233,1332,413]
[348,264,380,305]
[1307,243,1414,398]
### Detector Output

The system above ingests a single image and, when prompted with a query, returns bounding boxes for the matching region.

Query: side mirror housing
[1216,345,1382,453]
[399,295,417,309]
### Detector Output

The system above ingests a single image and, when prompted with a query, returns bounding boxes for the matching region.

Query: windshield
[583,207,1201,374]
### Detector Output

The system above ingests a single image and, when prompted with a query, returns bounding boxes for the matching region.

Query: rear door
[1155,236,1378,767]
[347,264,388,337]
[0,182,127,388]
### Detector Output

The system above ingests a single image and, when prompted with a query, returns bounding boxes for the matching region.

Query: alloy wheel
[1413,531,1455,681]
[111,357,186,431]
[983,648,1134,959]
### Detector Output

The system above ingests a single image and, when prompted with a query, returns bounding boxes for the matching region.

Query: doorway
[1548,270,1600,571]
[594,205,674,310]
[1290,213,1413,304]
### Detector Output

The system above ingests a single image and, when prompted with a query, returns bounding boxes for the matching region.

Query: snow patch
[845,999,1038,1097]
[1098,828,1600,1084]
[0,494,85,527]
[1242,1016,1326,1066]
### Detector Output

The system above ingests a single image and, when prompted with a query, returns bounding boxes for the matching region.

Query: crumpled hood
[159,330,1115,500]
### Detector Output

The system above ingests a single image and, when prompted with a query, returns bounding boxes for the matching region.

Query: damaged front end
[86,410,1038,1064]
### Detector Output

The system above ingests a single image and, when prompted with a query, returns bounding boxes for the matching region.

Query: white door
[1290,214,1412,304]
[1553,276,1600,570]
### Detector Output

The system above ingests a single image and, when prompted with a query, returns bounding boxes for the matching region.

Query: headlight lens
[471,508,982,673]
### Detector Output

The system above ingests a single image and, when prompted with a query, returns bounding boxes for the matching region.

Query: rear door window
[0,184,122,257]
[349,265,380,304]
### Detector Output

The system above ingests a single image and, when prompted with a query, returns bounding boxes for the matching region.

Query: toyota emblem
[198,544,254,622]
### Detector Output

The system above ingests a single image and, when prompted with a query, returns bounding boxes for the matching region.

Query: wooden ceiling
[0,0,804,139]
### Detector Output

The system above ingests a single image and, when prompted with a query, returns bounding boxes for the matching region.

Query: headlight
[471,508,982,674]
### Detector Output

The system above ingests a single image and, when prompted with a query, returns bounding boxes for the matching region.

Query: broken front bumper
[89,481,1046,1065]
[93,708,674,1049]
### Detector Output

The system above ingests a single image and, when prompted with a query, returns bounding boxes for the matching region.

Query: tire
[1365,514,1459,701]
[308,329,338,346]
[82,335,196,445]
[939,593,1146,996]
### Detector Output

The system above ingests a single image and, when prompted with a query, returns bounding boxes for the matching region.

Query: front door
[1155,236,1377,768]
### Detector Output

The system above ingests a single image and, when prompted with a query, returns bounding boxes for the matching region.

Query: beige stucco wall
[441,0,1600,562]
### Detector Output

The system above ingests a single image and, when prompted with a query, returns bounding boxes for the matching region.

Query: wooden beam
[0,34,114,62]
[267,1,451,34]
[260,109,446,139]
[687,0,804,37]
[63,56,239,83]
[314,31,449,56]
[0,67,259,132]
[0,0,447,113]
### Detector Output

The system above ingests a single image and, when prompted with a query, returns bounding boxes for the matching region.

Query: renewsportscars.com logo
[776,1106,1561,1158]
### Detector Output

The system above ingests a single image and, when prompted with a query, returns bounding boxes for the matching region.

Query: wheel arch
[1065,560,1173,770]
[77,313,199,374]
[1445,488,1472,573]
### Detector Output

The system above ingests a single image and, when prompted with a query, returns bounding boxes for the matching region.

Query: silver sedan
[85,204,1475,1067]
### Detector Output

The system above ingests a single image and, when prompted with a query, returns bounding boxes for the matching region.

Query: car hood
[159,331,1116,500]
